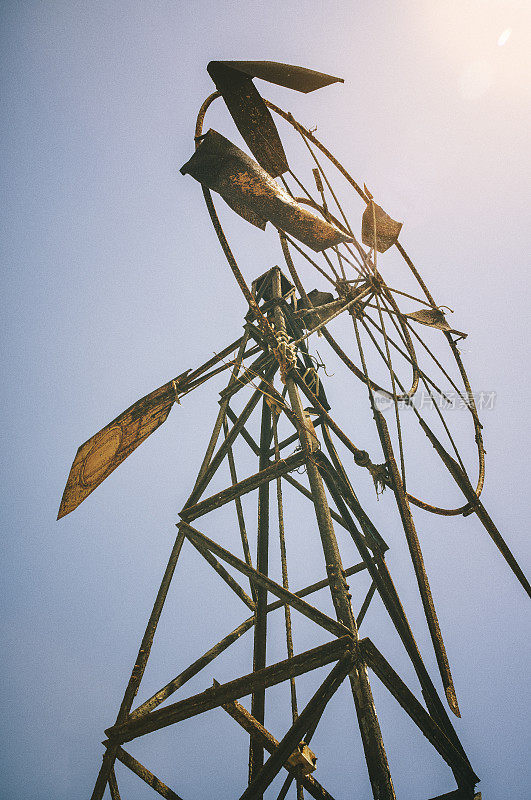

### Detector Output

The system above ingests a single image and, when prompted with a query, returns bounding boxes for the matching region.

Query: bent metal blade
[207,62,343,178]
[180,129,353,252]
[57,374,188,519]
[207,61,289,178]
[361,200,402,253]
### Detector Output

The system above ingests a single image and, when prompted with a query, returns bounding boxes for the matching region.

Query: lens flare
[498,28,512,47]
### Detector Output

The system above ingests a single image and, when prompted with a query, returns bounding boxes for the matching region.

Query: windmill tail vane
[57,60,528,800]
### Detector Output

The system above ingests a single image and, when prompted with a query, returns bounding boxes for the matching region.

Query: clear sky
[1,1,530,798]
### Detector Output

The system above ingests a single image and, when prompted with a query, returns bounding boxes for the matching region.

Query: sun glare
[497,28,512,47]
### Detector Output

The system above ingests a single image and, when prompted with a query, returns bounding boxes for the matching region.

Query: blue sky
[1,2,530,798]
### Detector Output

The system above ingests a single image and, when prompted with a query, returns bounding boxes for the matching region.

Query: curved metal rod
[266,99,485,516]
[195,92,485,517]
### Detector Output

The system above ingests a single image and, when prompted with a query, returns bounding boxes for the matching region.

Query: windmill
[58,61,529,800]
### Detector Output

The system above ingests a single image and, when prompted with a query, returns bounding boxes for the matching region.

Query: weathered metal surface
[130,560,369,721]
[249,399,273,789]
[239,653,355,800]
[406,308,467,339]
[316,462,468,766]
[181,523,350,638]
[220,695,333,800]
[181,130,353,251]
[207,61,288,177]
[115,747,185,800]
[373,408,461,717]
[269,268,396,800]
[105,637,354,742]
[209,61,343,94]
[107,768,121,800]
[362,201,402,252]
[180,450,306,522]
[58,333,249,519]
[362,639,478,788]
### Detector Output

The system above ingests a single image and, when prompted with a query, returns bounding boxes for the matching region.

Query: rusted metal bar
[192,331,250,490]
[130,561,369,720]
[269,418,323,457]
[417,416,531,598]
[223,417,256,598]
[373,408,460,716]
[313,448,388,554]
[130,616,256,719]
[356,581,376,627]
[107,768,121,800]
[249,398,273,789]
[315,450,468,764]
[318,425,388,552]
[225,405,261,455]
[187,534,256,610]
[282,473,354,533]
[115,747,185,800]
[269,267,395,800]
[361,639,478,788]
[184,362,278,509]
[90,527,187,800]
[181,451,306,522]
[219,693,337,800]
[292,370,368,462]
[181,523,349,638]
[425,790,480,800]
[106,637,353,742]
[219,352,273,400]
[184,335,244,385]
[239,653,355,800]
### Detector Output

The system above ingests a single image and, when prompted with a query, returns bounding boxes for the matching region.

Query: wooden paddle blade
[207,61,289,177]
[57,379,182,519]
[181,129,353,252]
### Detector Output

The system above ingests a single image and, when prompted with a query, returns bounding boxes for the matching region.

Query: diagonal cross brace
[105,636,354,743]
[361,639,478,788]
[181,451,307,522]
[239,653,356,800]
[186,533,256,610]
[180,522,350,638]
[219,691,336,800]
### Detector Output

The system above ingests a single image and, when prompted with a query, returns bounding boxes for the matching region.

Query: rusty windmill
[58,62,530,800]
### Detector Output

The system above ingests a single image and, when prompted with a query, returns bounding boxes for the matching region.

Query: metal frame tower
[58,61,529,800]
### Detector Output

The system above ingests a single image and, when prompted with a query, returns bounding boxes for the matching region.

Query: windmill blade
[361,200,402,252]
[405,308,467,339]
[207,61,288,177]
[181,129,353,252]
[209,61,344,93]
[57,374,188,520]
[207,61,343,177]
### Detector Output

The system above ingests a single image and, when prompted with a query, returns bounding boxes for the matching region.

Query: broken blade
[181,129,353,252]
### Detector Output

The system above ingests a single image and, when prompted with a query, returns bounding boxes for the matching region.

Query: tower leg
[249,399,273,790]
[271,267,395,800]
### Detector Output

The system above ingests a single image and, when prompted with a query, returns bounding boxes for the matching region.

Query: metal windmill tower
[58,62,530,800]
